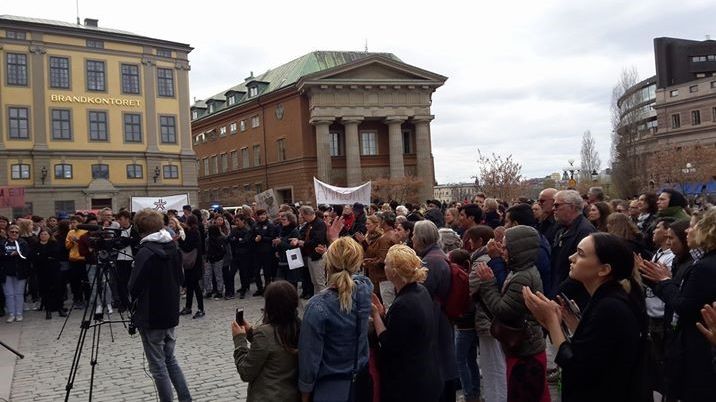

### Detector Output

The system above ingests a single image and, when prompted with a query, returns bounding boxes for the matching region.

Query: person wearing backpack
[474,225,550,402]
[412,220,458,402]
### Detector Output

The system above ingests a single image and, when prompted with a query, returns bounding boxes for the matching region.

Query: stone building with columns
[0,16,196,218]
[191,51,446,207]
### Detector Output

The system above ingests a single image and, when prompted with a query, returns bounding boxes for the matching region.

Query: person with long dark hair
[587,201,611,232]
[232,280,300,402]
[524,233,648,402]
[32,229,66,319]
[179,215,204,319]
[1,225,31,322]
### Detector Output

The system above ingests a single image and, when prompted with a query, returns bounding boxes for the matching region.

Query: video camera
[77,224,124,261]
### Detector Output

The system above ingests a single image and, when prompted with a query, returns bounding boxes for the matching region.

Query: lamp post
[40,166,48,185]
[591,169,598,183]
[563,159,579,189]
[153,166,161,183]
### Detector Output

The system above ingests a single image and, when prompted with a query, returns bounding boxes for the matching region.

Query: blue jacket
[298,274,373,397]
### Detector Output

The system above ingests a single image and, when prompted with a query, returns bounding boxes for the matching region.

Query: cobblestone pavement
[2,291,560,402]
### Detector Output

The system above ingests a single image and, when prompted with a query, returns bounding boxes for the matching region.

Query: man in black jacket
[293,206,327,295]
[129,209,191,402]
[551,190,596,308]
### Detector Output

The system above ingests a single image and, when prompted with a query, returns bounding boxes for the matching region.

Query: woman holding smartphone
[232,280,301,402]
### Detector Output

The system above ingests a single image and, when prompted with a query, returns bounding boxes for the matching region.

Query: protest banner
[255,189,279,216]
[130,194,189,212]
[0,187,25,208]
[313,178,371,205]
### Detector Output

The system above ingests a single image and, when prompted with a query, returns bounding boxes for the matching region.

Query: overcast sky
[6,0,715,183]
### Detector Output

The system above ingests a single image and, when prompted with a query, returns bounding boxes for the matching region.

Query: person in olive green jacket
[232,280,301,402]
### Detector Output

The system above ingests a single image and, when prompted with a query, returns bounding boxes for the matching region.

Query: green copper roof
[193,51,400,117]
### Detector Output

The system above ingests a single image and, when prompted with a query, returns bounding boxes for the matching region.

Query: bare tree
[610,66,644,197]
[372,176,423,204]
[475,149,524,201]
[580,130,601,183]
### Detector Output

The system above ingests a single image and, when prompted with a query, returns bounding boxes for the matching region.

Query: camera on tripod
[78,224,124,261]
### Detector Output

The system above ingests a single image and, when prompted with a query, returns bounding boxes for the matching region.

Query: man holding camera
[129,209,191,402]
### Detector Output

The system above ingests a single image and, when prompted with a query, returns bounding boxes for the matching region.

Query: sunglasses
[8,230,19,234]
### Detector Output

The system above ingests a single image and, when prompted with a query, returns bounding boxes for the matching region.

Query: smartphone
[559,293,581,320]
[235,308,244,325]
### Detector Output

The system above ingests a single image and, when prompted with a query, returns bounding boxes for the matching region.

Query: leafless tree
[475,149,525,201]
[579,130,601,183]
[372,176,423,204]
[610,66,644,197]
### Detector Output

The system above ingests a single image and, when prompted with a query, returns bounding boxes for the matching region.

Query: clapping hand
[637,254,671,282]
[371,293,385,319]
[475,261,495,282]
[696,302,716,346]
[556,294,581,332]
[523,287,562,329]
[354,232,366,243]
[327,216,344,243]
[486,239,504,259]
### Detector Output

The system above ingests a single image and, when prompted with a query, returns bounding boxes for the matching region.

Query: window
[208,104,214,113]
[203,158,209,176]
[121,64,140,94]
[692,110,701,125]
[228,95,236,106]
[126,164,143,179]
[402,130,414,154]
[360,132,377,155]
[8,107,29,139]
[230,122,238,134]
[6,31,26,40]
[192,110,198,120]
[86,60,105,91]
[86,39,104,49]
[54,200,75,216]
[670,89,679,97]
[6,53,27,86]
[159,116,176,143]
[248,86,258,97]
[91,164,109,179]
[697,73,707,78]
[163,165,179,179]
[671,114,681,129]
[88,111,108,141]
[690,85,699,93]
[255,183,263,193]
[49,57,70,89]
[219,126,227,137]
[691,55,708,62]
[124,113,142,142]
[156,48,172,58]
[220,153,228,173]
[712,81,716,89]
[329,132,343,156]
[277,139,287,161]
[54,164,73,179]
[253,145,261,166]
[51,109,72,140]
[231,151,238,170]
[157,68,174,97]
[211,155,219,175]
[241,148,250,168]
[11,164,30,180]
[251,115,260,128]
[240,120,246,131]
[712,107,716,122]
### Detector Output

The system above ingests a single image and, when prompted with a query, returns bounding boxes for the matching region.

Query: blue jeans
[139,328,192,402]
[3,276,26,317]
[87,265,112,309]
[455,328,480,400]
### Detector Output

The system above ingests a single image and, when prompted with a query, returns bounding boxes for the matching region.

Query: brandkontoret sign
[50,94,142,107]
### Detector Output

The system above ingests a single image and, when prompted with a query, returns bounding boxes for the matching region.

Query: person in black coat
[179,215,204,318]
[640,208,716,402]
[371,244,442,402]
[31,229,66,319]
[1,225,32,322]
[273,212,300,288]
[524,233,649,402]
[252,209,277,295]
[228,215,255,299]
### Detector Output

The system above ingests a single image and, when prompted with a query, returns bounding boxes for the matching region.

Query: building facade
[616,37,716,196]
[0,16,196,218]
[433,183,478,204]
[191,51,446,207]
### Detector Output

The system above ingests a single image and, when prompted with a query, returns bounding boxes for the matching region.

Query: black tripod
[62,252,132,402]
[0,339,24,359]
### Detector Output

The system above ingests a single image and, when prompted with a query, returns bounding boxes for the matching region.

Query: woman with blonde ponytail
[371,244,443,402]
[298,236,374,402]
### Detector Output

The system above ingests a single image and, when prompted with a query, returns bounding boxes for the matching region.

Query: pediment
[300,56,447,86]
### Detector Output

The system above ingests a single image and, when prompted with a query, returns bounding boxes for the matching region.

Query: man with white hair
[550,190,595,305]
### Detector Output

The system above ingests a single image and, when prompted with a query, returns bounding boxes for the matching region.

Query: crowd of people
[1,185,716,402]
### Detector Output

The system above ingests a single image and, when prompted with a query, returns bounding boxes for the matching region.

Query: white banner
[131,194,189,212]
[314,178,371,206]
[254,189,279,217]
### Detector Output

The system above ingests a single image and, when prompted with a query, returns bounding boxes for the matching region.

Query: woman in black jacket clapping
[179,215,204,319]
[32,229,66,319]
[1,225,31,323]
[273,212,300,288]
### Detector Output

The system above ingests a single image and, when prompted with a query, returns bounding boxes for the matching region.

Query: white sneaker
[95,304,103,315]
[5,315,15,323]
[15,315,23,322]
[107,305,113,314]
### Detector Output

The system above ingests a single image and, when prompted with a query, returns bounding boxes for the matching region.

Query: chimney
[84,18,98,27]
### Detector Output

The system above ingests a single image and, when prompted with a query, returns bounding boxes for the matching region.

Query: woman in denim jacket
[298,236,373,402]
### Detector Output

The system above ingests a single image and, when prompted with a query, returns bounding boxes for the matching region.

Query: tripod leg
[88,320,101,401]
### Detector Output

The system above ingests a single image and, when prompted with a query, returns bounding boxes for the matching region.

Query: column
[414,116,435,200]
[311,118,333,183]
[386,117,406,179]
[141,54,160,153]
[29,43,48,151]
[343,117,363,186]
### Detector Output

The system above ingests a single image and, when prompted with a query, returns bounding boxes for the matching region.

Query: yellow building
[0,15,196,217]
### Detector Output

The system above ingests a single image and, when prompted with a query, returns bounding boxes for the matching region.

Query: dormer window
[249,86,258,97]
[228,95,236,106]
[208,104,214,113]
[192,110,198,119]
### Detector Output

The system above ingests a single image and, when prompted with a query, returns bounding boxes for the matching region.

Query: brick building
[191,51,446,207]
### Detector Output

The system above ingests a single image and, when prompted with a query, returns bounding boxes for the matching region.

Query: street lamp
[590,169,598,182]
[153,166,161,183]
[40,166,48,184]
[563,159,579,189]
